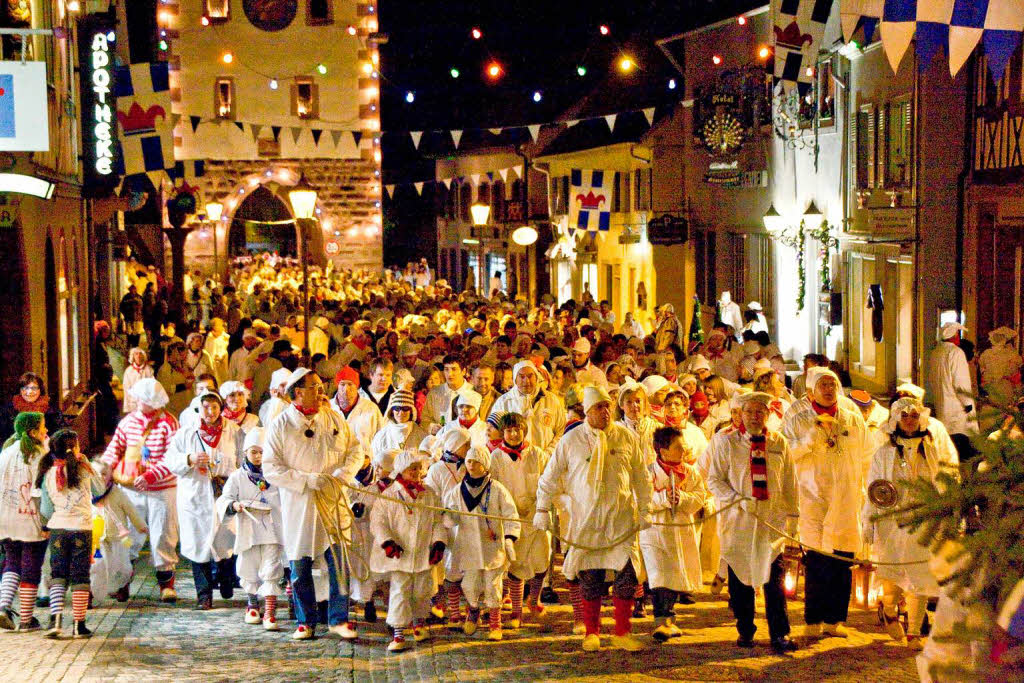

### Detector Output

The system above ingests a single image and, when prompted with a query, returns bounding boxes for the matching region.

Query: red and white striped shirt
[102,410,179,491]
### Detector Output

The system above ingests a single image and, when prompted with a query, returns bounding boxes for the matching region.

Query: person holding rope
[534,386,652,652]
[782,367,871,640]
[262,368,364,641]
[706,391,799,653]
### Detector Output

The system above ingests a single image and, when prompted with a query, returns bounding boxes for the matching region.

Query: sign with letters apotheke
[78,14,120,198]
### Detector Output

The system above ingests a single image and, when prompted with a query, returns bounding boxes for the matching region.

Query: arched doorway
[227,185,297,257]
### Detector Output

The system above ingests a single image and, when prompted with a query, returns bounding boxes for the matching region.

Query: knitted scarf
[496,439,528,462]
[440,450,464,466]
[243,458,269,491]
[13,394,49,415]
[749,434,769,500]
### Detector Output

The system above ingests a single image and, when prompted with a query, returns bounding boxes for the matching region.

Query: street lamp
[762,202,785,233]
[288,173,318,355]
[803,199,823,224]
[511,225,538,246]
[205,201,223,284]
[470,201,490,226]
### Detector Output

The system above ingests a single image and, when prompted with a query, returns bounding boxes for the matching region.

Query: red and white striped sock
[568,580,584,622]
[634,583,644,599]
[507,577,524,619]
[18,583,37,623]
[49,584,66,616]
[446,581,462,619]
[527,576,543,608]
[285,581,293,599]
[71,590,89,623]
[489,608,501,630]
[0,572,18,610]
[392,625,407,641]
[264,595,277,620]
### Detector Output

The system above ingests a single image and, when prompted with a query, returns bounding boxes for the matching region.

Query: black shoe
[540,587,559,604]
[16,616,41,632]
[736,635,755,648]
[770,636,798,654]
[45,614,63,639]
[677,592,696,605]
[0,607,16,630]
[364,600,377,624]
[219,581,234,600]
[193,597,213,611]
[36,595,50,608]
[73,621,93,638]
[632,598,645,619]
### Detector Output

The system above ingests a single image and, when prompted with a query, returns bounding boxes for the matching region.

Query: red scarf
[496,440,528,462]
[198,419,223,448]
[13,394,49,415]
[352,337,369,351]
[657,457,687,482]
[706,348,725,360]
[769,399,784,418]
[222,406,245,423]
[458,417,477,429]
[295,404,319,417]
[130,362,147,373]
[397,475,425,499]
[664,415,683,428]
[487,438,502,452]
[811,401,838,418]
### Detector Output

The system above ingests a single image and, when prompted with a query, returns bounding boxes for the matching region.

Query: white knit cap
[940,322,966,340]
[440,427,472,454]
[392,449,426,476]
[456,391,482,410]
[466,445,491,471]
[270,367,293,391]
[583,385,613,413]
[806,366,840,393]
[220,380,249,400]
[512,360,537,383]
[130,378,170,409]
[640,375,670,398]
[242,427,265,452]
[372,448,399,473]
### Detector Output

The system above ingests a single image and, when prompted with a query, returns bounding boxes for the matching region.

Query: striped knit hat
[486,411,505,431]
[385,389,417,422]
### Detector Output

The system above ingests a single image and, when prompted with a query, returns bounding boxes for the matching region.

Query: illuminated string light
[712,54,722,65]
[450,67,460,79]
[758,46,771,60]
[471,27,482,40]
[222,52,233,64]
[347,25,357,35]
[361,62,372,75]
[317,63,327,75]
[668,78,676,89]
[269,78,278,90]
[737,15,747,25]
[201,15,210,26]
[532,91,542,102]
[405,91,415,103]
[805,66,815,77]
[486,62,503,79]
[576,65,587,76]
[618,56,635,72]
[599,24,610,35]
[159,40,168,51]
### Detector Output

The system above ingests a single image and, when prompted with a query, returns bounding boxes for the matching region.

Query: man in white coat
[330,365,384,460]
[490,361,566,458]
[781,368,871,639]
[926,322,978,460]
[535,386,652,652]
[262,368,364,641]
[420,354,479,433]
[706,391,798,653]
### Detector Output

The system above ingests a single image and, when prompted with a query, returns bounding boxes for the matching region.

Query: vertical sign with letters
[78,14,120,197]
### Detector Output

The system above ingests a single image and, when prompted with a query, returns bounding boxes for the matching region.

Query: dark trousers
[578,560,639,601]
[290,547,348,628]
[191,561,215,600]
[803,550,854,625]
[727,555,790,640]
[49,530,92,590]
[1,539,47,584]
[651,587,678,619]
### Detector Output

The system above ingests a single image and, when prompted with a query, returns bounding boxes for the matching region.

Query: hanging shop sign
[78,14,120,198]
[324,239,341,256]
[703,170,768,187]
[0,61,49,152]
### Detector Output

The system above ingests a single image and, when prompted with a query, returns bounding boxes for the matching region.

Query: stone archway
[227,185,297,257]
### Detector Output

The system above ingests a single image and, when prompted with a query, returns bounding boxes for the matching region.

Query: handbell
[868,479,900,509]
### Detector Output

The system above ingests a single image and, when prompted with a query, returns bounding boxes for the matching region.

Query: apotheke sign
[78,14,120,197]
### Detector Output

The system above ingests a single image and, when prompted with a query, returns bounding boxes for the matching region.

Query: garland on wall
[770,218,838,323]
[774,220,807,314]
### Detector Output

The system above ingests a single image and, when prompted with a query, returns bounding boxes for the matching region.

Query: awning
[840,0,1024,79]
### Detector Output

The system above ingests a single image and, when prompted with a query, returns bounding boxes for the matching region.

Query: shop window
[460,183,472,222]
[693,228,717,305]
[635,168,651,212]
[214,77,234,119]
[818,57,835,122]
[855,103,876,190]
[884,96,913,188]
[611,172,621,212]
[847,252,877,377]
[492,180,505,222]
[292,78,319,119]
[205,0,230,21]
[619,171,631,213]
[307,0,333,25]
[477,182,490,210]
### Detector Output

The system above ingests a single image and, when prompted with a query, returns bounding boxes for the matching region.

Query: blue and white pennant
[569,169,611,232]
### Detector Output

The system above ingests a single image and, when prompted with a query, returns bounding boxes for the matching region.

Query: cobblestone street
[0,559,920,682]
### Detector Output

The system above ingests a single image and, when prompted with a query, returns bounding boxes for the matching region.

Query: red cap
[335,366,360,386]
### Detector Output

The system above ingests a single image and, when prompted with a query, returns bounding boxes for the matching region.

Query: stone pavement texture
[1,559,920,683]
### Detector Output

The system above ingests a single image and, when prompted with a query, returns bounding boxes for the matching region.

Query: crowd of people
[0,252,1017,668]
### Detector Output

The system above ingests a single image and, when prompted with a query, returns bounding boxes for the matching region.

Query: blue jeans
[290,547,348,628]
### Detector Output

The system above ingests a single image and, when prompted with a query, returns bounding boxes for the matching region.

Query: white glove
[306,473,325,491]
[532,510,551,531]
[504,538,517,563]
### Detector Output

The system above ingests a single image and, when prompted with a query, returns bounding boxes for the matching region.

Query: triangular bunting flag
[271,126,281,142]
[487,172,494,181]
[470,173,480,186]
[565,119,579,128]
[250,123,263,141]
[527,124,540,141]
[146,170,166,191]
[498,168,509,182]
[311,129,323,145]
[384,184,394,198]
[352,131,363,146]
[604,114,617,132]
[233,121,244,132]
[171,113,181,128]
[451,130,463,148]
[290,127,302,144]
[190,115,201,133]
[414,182,424,195]
[410,131,423,149]
[642,108,655,126]
[330,129,344,147]
[442,178,452,189]
[513,165,523,178]
[489,127,503,136]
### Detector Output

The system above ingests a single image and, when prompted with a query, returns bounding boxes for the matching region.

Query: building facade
[164,0,383,273]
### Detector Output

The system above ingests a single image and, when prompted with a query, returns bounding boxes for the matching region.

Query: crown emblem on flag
[173,180,199,196]
[575,190,606,211]
[117,102,167,136]
[773,21,813,50]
